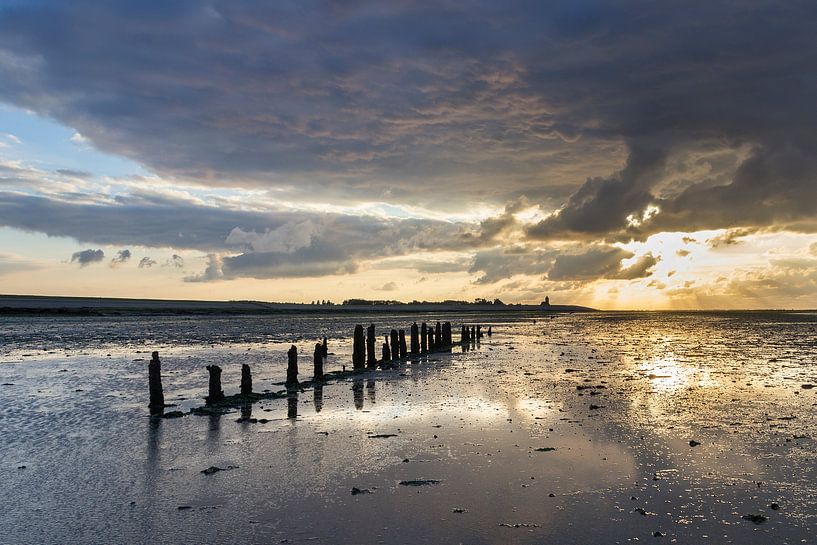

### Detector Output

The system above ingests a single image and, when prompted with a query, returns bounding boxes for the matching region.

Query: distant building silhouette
[541,296,550,307]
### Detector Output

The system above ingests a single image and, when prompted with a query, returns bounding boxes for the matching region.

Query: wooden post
[399,330,407,359]
[487,326,492,336]
[240,363,252,396]
[470,326,476,342]
[382,339,391,364]
[353,325,365,369]
[410,322,420,354]
[366,324,377,367]
[206,365,225,404]
[322,337,328,357]
[461,325,468,344]
[444,322,452,347]
[286,345,299,386]
[390,329,400,362]
[435,322,442,348]
[477,325,483,339]
[428,328,436,352]
[421,322,428,354]
[148,351,164,410]
[313,342,324,381]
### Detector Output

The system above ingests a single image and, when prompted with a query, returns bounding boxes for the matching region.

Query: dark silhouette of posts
[313,342,324,381]
[435,322,442,348]
[477,325,483,339]
[399,330,407,359]
[390,329,399,362]
[443,322,452,347]
[148,351,164,411]
[366,324,377,367]
[461,325,469,344]
[286,345,299,387]
[421,322,428,354]
[410,322,420,354]
[206,365,225,404]
[240,363,252,396]
[470,326,477,342]
[352,325,365,370]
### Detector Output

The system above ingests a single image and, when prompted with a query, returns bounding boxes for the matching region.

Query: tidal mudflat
[1,311,815,544]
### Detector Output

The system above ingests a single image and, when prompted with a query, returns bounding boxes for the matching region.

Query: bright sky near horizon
[1,1,816,309]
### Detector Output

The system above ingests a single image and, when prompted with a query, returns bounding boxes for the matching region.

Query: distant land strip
[0,294,596,316]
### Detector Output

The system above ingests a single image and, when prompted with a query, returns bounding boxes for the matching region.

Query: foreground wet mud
[1,311,815,544]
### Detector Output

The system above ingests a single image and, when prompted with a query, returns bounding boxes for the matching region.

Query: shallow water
[1,311,816,544]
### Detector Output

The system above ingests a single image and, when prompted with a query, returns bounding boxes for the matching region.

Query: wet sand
[1,312,815,544]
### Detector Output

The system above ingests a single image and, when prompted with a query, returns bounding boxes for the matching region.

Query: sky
[1,0,816,309]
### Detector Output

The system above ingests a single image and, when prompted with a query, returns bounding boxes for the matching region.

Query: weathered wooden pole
[286,345,299,386]
[313,342,324,381]
[390,329,400,362]
[366,324,377,367]
[206,365,225,404]
[470,326,477,342]
[435,322,442,348]
[382,339,391,363]
[240,363,253,396]
[353,325,366,370]
[410,322,420,354]
[399,330,407,359]
[477,325,483,339]
[428,328,436,352]
[421,322,428,354]
[322,337,328,357]
[148,351,165,410]
[444,322,452,346]
[487,325,492,336]
[461,325,468,344]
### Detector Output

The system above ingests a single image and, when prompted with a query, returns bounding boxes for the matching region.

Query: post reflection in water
[206,413,221,451]
[287,388,299,419]
[313,382,323,413]
[366,379,375,405]
[352,377,364,410]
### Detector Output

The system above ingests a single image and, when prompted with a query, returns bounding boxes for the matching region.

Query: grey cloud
[470,244,657,285]
[166,255,184,269]
[548,248,657,281]
[70,248,104,267]
[184,254,224,282]
[376,282,398,292]
[110,248,131,265]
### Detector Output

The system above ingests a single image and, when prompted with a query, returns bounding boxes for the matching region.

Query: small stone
[177,505,192,510]
[351,487,372,495]
[770,502,780,510]
[689,440,701,447]
[742,513,768,524]
[653,531,664,537]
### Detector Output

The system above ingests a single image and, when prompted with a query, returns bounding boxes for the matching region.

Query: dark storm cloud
[3,0,815,219]
[70,248,104,266]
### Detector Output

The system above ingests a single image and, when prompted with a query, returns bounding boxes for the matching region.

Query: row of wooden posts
[147,321,490,411]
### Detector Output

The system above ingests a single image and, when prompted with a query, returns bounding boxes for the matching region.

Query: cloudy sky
[1,0,816,308]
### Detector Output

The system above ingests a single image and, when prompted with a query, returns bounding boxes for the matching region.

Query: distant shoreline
[0,294,596,316]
